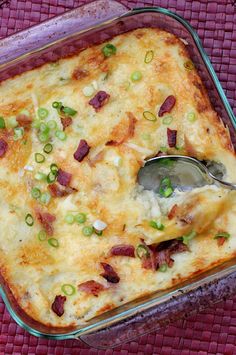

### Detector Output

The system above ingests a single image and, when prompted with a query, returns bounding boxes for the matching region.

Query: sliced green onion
[144,50,154,64]
[187,112,197,122]
[13,127,24,141]
[136,244,150,259]
[52,101,62,109]
[47,171,57,184]
[7,116,18,129]
[19,109,30,116]
[94,229,103,236]
[47,120,57,130]
[31,187,41,199]
[82,85,95,97]
[131,71,142,82]
[25,213,34,226]
[35,153,45,163]
[40,192,51,205]
[38,230,47,241]
[102,43,117,57]
[159,263,168,272]
[143,111,157,121]
[62,106,77,117]
[37,108,49,119]
[32,119,42,129]
[75,213,86,224]
[55,130,67,141]
[214,232,230,239]
[39,122,50,134]
[162,115,173,125]
[38,132,50,143]
[65,214,75,224]
[50,163,59,175]
[182,230,197,245]
[34,172,47,181]
[43,143,53,154]
[149,220,165,231]
[61,284,76,296]
[82,226,94,237]
[159,177,174,198]
[184,60,194,71]
[48,238,59,248]
[0,117,6,129]
[160,146,168,152]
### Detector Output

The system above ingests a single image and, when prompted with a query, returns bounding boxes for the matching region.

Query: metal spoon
[138,155,236,192]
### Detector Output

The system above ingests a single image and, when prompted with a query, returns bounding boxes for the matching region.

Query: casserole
[0,0,236,348]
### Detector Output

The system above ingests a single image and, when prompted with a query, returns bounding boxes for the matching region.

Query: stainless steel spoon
[138,155,236,192]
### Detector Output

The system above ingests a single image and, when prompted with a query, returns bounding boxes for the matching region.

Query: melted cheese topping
[0,28,236,327]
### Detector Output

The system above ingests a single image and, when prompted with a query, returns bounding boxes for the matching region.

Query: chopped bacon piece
[73,139,90,162]
[72,68,88,80]
[60,116,72,131]
[78,280,105,297]
[141,239,188,271]
[89,91,110,111]
[167,128,177,148]
[155,151,167,157]
[48,183,76,198]
[51,295,66,317]
[35,210,56,236]
[0,138,8,158]
[168,204,178,220]
[100,262,120,283]
[110,244,135,257]
[158,95,176,117]
[57,169,72,187]
[217,237,227,247]
[16,114,32,127]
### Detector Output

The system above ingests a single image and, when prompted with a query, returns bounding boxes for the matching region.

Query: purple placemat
[0,1,236,354]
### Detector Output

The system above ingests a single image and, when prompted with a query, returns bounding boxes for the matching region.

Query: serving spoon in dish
[138,155,236,193]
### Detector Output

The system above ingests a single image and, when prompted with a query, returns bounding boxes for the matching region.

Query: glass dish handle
[78,265,236,348]
[0,0,129,67]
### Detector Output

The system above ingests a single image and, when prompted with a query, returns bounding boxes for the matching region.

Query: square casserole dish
[0,0,236,349]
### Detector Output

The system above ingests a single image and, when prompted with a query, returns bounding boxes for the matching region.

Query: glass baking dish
[0,0,236,349]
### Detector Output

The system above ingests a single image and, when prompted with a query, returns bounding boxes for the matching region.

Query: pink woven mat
[0,0,236,354]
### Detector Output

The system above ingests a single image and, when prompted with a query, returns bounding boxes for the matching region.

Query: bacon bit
[158,95,176,117]
[155,151,167,157]
[100,262,120,283]
[217,237,227,247]
[168,204,178,220]
[78,280,105,297]
[167,128,177,148]
[57,169,72,187]
[110,244,135,258]
[105,114,137,146]
[88,91,110,111]
[48,183,76,198]
[73,139,90,162]
[141,239,188,271]
[35,210,56,236]
[0,138,8,158]
[60,116,72,131]
[72,68,88,80]
[16,114,32,127]
[51,295,66,317]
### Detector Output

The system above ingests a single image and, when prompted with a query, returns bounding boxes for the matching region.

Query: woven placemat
[0,0,236,354]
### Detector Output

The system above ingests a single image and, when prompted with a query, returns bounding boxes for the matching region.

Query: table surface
[0,1,236,354]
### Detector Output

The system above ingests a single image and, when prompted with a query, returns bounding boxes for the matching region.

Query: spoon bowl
[138,155,236,192]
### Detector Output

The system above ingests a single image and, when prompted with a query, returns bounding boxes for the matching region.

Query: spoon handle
[209,174,236,190]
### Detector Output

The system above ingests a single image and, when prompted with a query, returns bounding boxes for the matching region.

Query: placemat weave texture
[0,0,236,354]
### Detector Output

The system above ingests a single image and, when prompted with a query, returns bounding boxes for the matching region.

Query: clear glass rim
[0,4,235,341]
